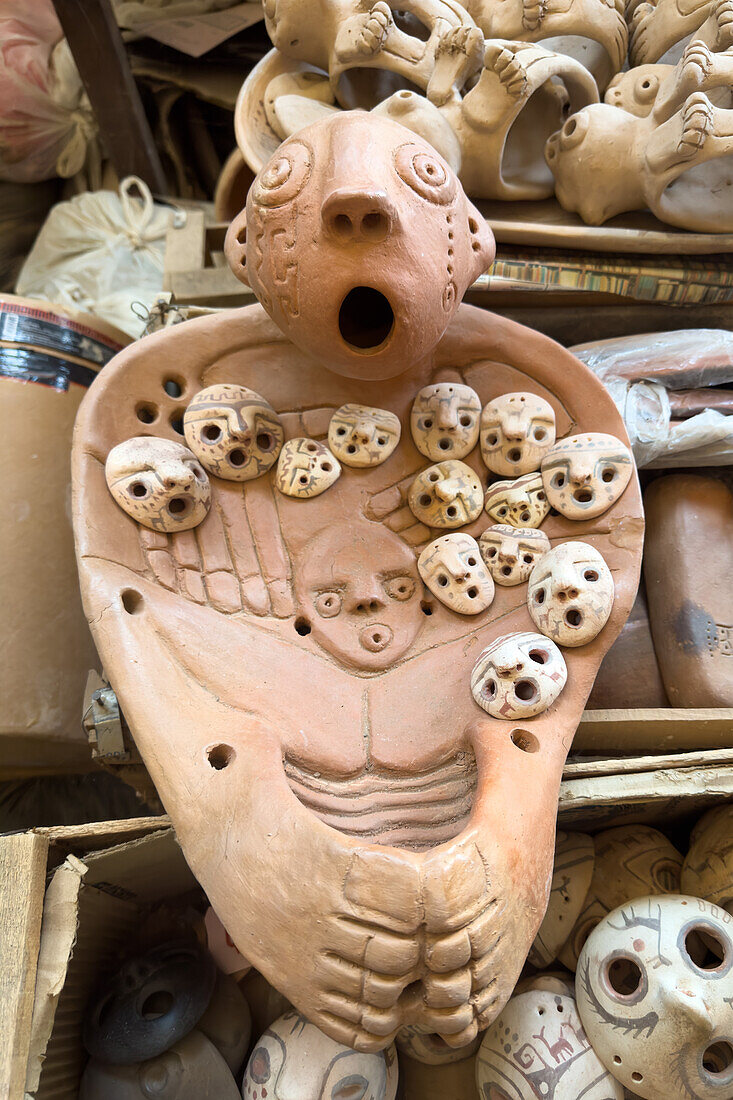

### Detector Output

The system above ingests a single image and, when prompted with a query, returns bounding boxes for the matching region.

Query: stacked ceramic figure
[232,0,733,232]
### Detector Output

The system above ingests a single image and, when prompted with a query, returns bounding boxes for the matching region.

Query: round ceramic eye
[559,112,589,151]
[332,1075,369,1100]
[249,1046,271,1083]
[636,73,660,102]
[384,575,415,601]
[314,591,342,617]
[253,140,312,207]
[394,143,456,204]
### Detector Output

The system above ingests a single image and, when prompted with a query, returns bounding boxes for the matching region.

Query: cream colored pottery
[529,831,595,967]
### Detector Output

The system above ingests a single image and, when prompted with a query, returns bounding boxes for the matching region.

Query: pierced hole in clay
[607,957,643,997]
[468,217,479,233]
[467,556,477,566]
[170,414,185,435]
[321,461,333,472]
[347,444,357,454]
[460,415,472,427]
[361,211,389,240]
[306,443,318,452]
[529,649,548,664]
[420,600,433,615]
[337,427,347,435]
[514,680,537,703]
[501,566,512,577]
[295,617,312,636]
[424,418,434,429]
[552,473,565,488]
[508,448,521,462]
[520,511,530,523]
[163,378,183,398]
[333,213,353,238]
[523,554,533,564]
[685,928,728,970]
[631,1072,644,1084]
[613,1056,622,1065]
[136,403,158,424]
[537,491,545,501]
[584,569,599,582]
[565,608,582,628]
[168,497,189,516]
[121,589,143,615]
[203,424,221,441]
[467,586,478,599]
[438,575,448,587]
[438,438,451,450]
[207,743,234,770]
[256,432,274,451]
[535,589,546,605]
[338,287,394,351]
[129,482,147,498]
[573,488,593,503]
[484,680,497,700]
[486,432,498,446]
[446,506,457,518]
[564,118,577,138]
[534,428,546,440]
[602,466,616,482]
[299,475,309,485]
[140,990,174,1019]
[237,225,247,245]
[419,493,432,507]
[511,728,539,753]
[377,436,386,445]
[472,242,480,253]
[703,1042,733,1076]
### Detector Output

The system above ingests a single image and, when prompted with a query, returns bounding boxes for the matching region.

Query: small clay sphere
[528,542,614,647]
[408,459,483,528]
[476,990,624,1100]
[275,438,341,498]
[479,524,551,586]
[681,805,733,913]
[470,631,567,719]
[418,532,495,615]
[484,472,549,528]
[541,431,633,520]
[395,1024,481,1065]
[480,391,556,476]
[183,383,284,482]
[327,403,401,467]
[528,831,595,968]
[410,382,481,461]
[105,437,211,533]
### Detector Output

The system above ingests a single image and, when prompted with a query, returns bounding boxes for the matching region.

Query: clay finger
[244,479,294,617]
[139,528,178,591]
[319,954,409,1008]
[313,1012,378,1053]
[467,904,503,958]
[422,967,473,1008]
[195,500,242,613]
[215,481,270,615]
[360,1003,402,1037]
[472,980,500,1019]
[424,928,472,973]
[438,1019,479,1050]
[419,1002,475,1035]
[330,919,421,976]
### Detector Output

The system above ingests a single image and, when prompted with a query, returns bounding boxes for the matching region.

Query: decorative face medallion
[528,542,614,647]
[243,1012,398,1100]
[479,525,551,587]
[105,437,210,533]
[395,1024,481,1065]
[528,831,595,969]
[410,382,481,461]
[682,806,733,914]
[408,460,483,528]
[418,533,494,615]
[183,384,284,482]
[480,392,556,476]
[294,524,423,671]
[484,472,549,528]
[576,896,733,1100]
[541,432,633,520]
[477,991,624,1100]
[275,438,341,498]
[327,404,401,468]
[470,631,567,719]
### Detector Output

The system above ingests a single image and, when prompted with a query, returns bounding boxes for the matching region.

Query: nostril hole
[207,743,234,770]
[295,617,311,636]
[361,211,388,240]
[511,728,539,753]
[121,589,143,615]
[333,213,352,238]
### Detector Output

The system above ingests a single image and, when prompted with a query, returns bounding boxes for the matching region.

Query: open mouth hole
[339,287,394,351]
[514,680,538,703]
[573,488,593,503]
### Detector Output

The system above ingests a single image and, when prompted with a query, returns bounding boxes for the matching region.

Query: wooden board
[0,833,50,1100]
[575,707,733,753]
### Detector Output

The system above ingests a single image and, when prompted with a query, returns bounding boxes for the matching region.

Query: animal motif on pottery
[484,472,550,528]
[410,382,481,461]
[480,392,556,476]
[183,383,284,482]
[528,542,615,647]
[408,459,484,527]
[418,533,494,614]
[541,432,633,520]
[105,437,211,533]
[479,524,551,586]
[470,631,567,718]
[328,403,401,467]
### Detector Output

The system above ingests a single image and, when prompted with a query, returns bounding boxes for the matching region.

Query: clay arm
[630,0,716,65]
[652,39,733,122]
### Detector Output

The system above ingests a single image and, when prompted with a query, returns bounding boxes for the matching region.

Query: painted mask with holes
[410,382,481,461]
[105,437,211,533]
[478,525,551,586]
[484,472,549,528]
[576,895,733,1100]
[470,631,567,718]
[480,392,556,476]
[541,432,633,520]
[682,806,733,915]
[294,523,424,671]
[243,1011,398,1100]
[275,438,341,498]
[528,542,614,647]
[418,532,494,615]
[183,383,284,482]
[408,459,483,527]
[327,403,401,467]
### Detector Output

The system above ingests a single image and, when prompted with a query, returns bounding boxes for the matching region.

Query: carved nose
[499,552,517,564]
[434,478,461,503]
[436,406,458,430]
[349,593,385,615]
[497,661,523,676]
[321,189,395,243]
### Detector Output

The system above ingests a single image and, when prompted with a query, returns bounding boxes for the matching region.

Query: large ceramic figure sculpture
[72,112,643,1053]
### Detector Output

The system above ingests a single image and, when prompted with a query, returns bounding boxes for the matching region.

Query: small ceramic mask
[577,895,733,1100]
[410,382,481,461]
[408,459,483,528]
[484,472,549,528]
[418,533,495,615]
[541,432,633,520]
[396,1024,481,1065]
[243,1011,398,1100]
[275,438,341,498]
[105,437,211,533]
[479,524,551,586]
[528,541,614,647]
[470,631,567,718]
[327,403,401,467]
[480,392,556,476]
[682,805,733,913]
[183,383,284,482]
[529,831,595,968]
[476,990,624,1100]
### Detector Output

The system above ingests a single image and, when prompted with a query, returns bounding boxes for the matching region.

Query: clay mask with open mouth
[410,382,481,461]
[105,437,211,533]
[183,384,284,482]
[541,432,633,520]
[528,541,615,646]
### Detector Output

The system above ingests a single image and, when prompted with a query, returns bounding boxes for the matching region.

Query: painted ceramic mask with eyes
[410,382,481,461]
[183,384,284,482]
[480,392,556,476]
[328,403,401,467]
[275,438,341,498]
[418,532,494,615]
[470,631,567,718]
[408,459,483,527]
[396,1024,481,1065]
[682,805,733,914]
[577,895,733,1100]
[484,472,549,528]
[541,432,633,520]
[479,525,551,586]
[105,437,211,533]
[528,830,595,968]
[476,990,624,1100]
[295,523,423,670]
[243,1011,398,1100]
[528,542,614,647]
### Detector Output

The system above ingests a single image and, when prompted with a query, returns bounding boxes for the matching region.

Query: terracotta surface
[644,474,733,707]
[587,587,669,710]
[72,113,643,1052]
